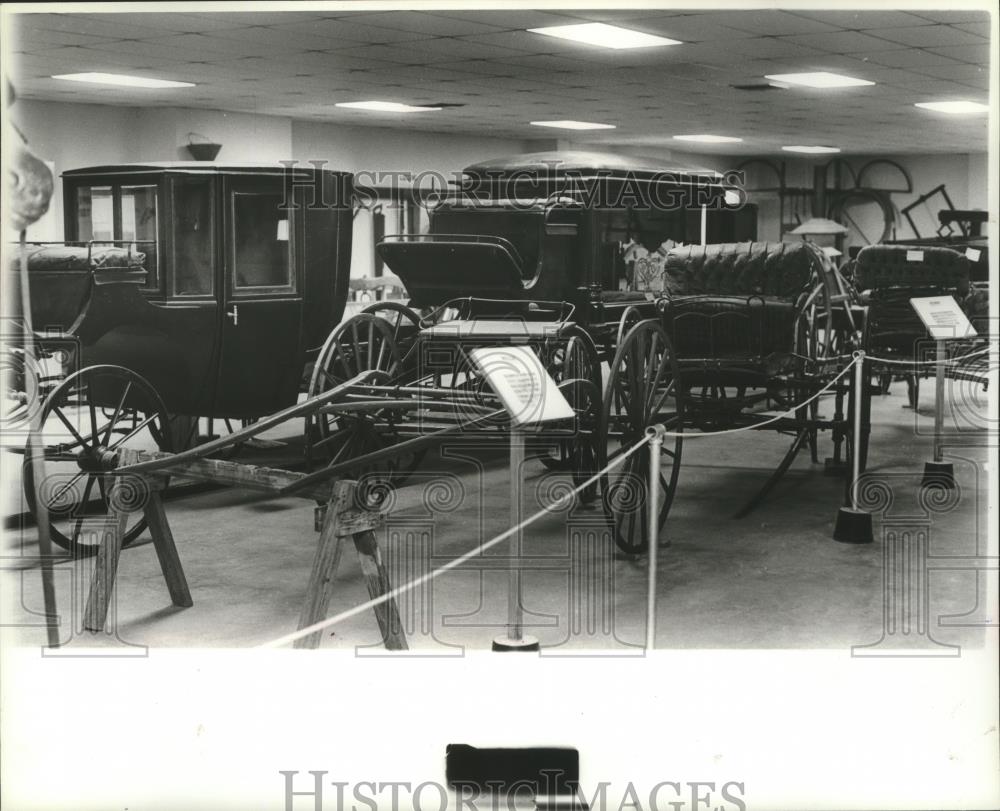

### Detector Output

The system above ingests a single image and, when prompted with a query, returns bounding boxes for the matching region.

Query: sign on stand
[469,345,573,652]
[910,295,977,341]
[910,295,976,486]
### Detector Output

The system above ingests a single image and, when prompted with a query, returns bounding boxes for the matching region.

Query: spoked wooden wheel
[537,327,605,504]
[22,365,172,556]
[360,301,422,346]
[601,321,684,554]
[307,314,424,487]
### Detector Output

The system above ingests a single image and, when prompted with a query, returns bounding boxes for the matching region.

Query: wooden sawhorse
[84,450,407,651]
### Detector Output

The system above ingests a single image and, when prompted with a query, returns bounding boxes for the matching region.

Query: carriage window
[76,186,114,242]
[121,185,158,288]
[172,179,214,296]
[232,192,292,290]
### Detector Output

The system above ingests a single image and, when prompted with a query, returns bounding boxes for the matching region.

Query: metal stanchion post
[493,427,539,652]
[834,353,874,543]
[921,338,955,488]
[645,425,665,650]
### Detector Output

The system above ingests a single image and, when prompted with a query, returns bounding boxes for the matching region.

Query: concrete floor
[2,381,992,653]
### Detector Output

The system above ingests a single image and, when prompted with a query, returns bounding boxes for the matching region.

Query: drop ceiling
[5,6,993,155]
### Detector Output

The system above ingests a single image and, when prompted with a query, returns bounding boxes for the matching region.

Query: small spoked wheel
[601,321,684,555]
[537,327,605,504]
[307,314,423,488]
[21,365,172,556]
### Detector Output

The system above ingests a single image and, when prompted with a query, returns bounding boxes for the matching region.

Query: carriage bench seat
[657,242,818,376]
[10,245,147,332]
[420,319,573,344]
[856,245,970,354]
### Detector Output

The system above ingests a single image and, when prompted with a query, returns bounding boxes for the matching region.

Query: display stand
[645,425,665,650]
[921,338,955,489]
[910,295,976,490]
[467,344,573,654]
[834,353,874,543]
[491,428,540,652]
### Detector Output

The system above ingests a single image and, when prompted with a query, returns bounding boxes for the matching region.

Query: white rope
[258,433,650,649]
[864,345,992,367]
[657,356,860,438]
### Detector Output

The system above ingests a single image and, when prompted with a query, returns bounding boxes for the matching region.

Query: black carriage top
[377,150,754,312]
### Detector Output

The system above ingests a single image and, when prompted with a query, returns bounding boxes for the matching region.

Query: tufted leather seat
[856,245,969,354]
[658,242,818,378]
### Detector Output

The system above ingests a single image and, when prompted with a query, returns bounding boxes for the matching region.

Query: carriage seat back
[658,242,817,366]
[856,245,970,353]
[377,235,526,307]
[662,241,816,300]
[12,245,146,332]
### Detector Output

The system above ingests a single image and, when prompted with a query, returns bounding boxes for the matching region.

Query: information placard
[469,345,574,426]
[910,295,977,340]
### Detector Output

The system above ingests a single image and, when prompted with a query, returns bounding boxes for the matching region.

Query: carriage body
[377,151,755,355]
[26,162,354,419]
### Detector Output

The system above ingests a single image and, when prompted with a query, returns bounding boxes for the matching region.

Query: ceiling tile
[787,10,936,29]
[862,48,967,69]
[908,11,991,24]
[873,25,988,48]
[345,11,506,37]
[719,10,844,36]
[924,43,992,64]
[782,30,903,53]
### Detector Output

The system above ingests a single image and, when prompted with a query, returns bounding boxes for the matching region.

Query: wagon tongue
[376,236,525,307]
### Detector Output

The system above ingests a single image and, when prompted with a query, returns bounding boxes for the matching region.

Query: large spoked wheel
[601,321,684,555]
[22,365,172,556]
[537,327,606,505]
[306,314,424,487]
[360,301,422,345]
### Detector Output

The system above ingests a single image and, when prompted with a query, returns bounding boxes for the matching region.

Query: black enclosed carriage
[13,163,354,552]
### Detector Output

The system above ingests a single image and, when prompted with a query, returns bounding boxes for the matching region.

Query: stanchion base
[921,461,955,490]
[823,457,848,477]
[834,507,874,544]
[492,635,540,652]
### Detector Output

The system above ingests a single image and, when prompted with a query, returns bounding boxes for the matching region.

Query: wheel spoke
[102,382,132,446]
[52,407,91,449]
[49,471,86,508]
[109,412,157,450]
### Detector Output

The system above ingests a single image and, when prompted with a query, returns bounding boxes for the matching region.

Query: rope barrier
[658,357,860,439]
[257,355,883,648]
[863,345,992,367]
[258,433,650,649]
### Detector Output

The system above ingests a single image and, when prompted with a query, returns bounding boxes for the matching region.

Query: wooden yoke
[294,480,407,651]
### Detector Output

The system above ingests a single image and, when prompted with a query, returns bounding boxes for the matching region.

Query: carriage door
[214,176,304,417]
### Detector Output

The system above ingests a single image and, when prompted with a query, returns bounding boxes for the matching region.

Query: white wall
[13,99,293,240]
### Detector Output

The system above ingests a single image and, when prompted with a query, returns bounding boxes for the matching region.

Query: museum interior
[1,6,994,655]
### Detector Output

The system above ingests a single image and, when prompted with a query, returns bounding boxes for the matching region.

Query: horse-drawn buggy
[308,152,865,552]
[11,151,867,561]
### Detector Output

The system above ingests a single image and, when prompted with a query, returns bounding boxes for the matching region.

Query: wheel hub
[76,446,119,473]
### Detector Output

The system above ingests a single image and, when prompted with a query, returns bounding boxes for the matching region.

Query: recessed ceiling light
[915,100,988,114]
[673,134,743,143]
[530,120,617,130]
[764,72,874,88]
[782,145,841,153]
[335,101,441,112]
[528,23,681,49]
[52,72,195,88]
